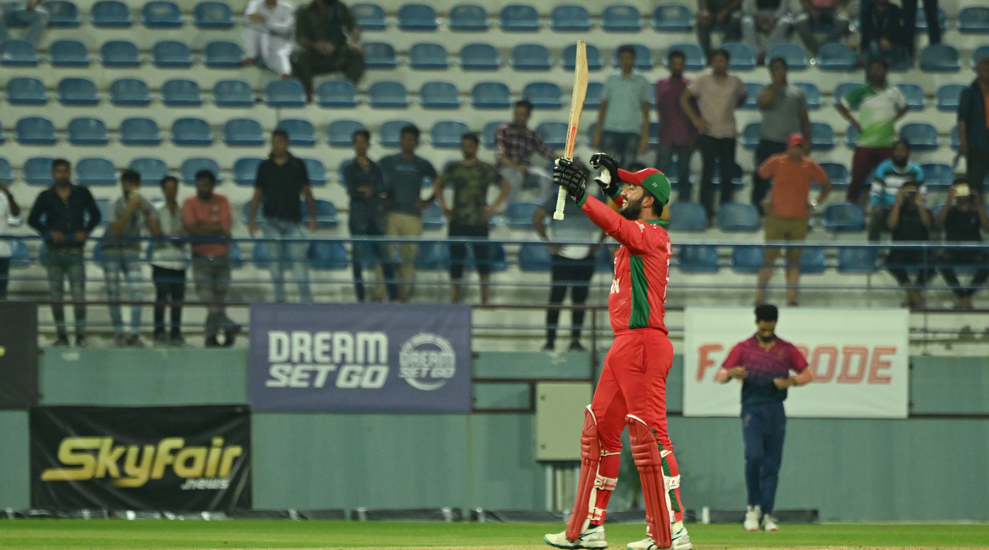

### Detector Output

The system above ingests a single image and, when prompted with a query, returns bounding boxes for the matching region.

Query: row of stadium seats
[21,0,234,29]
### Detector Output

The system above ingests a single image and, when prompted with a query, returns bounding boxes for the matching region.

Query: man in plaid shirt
[495,100,559,204]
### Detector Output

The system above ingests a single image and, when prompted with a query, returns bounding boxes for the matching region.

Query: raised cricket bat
[554,40,589,221]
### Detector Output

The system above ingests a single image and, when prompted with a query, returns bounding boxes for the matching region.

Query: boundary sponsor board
[0,301,39,408]
[684,308,909,418]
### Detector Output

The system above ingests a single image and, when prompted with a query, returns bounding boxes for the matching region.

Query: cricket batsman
[543,154,690,550]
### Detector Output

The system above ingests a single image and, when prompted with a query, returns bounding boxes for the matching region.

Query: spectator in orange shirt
[755,134,832,306]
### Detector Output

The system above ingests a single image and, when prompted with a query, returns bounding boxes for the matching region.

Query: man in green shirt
[293,0,365,102]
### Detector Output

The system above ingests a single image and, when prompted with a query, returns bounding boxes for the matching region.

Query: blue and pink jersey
[722,336,808,405]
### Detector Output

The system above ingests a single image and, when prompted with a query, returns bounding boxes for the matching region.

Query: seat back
[7,77,47,105]
[460,43,499,70]
[351,3,386,30]
[420,81,459,109]
[50,39,89,67]
[213,79,254,107]
[162,79,202,106]
[316,80,357,108]
[67,117,109,145]
[397,3,438,30]
[409,42,449,69]
[263,79,306,108]
[193,1,233,28]
[204,41,243,68]
[601,4,642,32]
[551,5,591,32]
[449,4,488,31]
[129,158,169,183]
[142,1,182,27]
[500,4,539,31]
[275,119,317,147]
[110,78,150,106]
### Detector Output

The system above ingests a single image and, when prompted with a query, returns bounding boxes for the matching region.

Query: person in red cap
[755,133,833,306]
[544,154,691,550]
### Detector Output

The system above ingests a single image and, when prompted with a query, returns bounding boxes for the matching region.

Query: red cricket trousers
[846,146,893,204]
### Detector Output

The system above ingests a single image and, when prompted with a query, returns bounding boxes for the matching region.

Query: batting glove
[553,158,588,203]
[589,153,622,201]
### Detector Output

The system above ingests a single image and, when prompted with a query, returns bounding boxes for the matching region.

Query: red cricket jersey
[579,194,671,334]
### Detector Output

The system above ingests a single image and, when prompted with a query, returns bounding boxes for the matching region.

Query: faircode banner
[0,301,39,408]
[248,304,472,413]
[684,308,909,418]
[30,406,251,511]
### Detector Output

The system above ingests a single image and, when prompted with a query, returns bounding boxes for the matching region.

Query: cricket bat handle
[553,186,567,220]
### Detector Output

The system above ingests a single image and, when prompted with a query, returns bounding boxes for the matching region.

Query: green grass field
[0,521,987,550]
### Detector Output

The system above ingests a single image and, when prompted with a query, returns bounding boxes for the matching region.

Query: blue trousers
[742,401,786,515]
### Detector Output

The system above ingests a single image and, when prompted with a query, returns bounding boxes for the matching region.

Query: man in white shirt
[0,0,48,46]
[0,182,22,300]
[152,176,187,346]
[242,0,295,78]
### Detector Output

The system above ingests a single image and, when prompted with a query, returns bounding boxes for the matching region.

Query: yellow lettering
[116,445,155,488]
[151,438,184,479]
[95,438,124,478]
[173,447,207,478]
[40,437,101,481]
[218,446,243,478]
[205,438,223,477]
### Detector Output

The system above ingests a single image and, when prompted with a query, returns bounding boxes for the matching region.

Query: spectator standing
[294,0,364,101]
[0,0,48,46]
[655,50,696,201]
[242,0,295,78]
[697,0,743,57]
[936,181,989,309]
[859,0,909,69]
[151,176,187,346]
[835,57,908,205]
[752,58,812,213]
[794,0,851,57]
[754,134,832,306]
[592,45,652,168]
[867,139,924,241]
[901,0,940,54]
[957,56,989,199]
[681,49,748,220]
[27,159,101,347]
[248,130,317,303]
[495,100,559,205]
[434,133,510,304]
[380,125,438,302]
[342,129,397,302]
[885,183,934,310]
[741,0,795,62]
[102,169,159,347]
[0,182,21,300]
[183,170,238,347]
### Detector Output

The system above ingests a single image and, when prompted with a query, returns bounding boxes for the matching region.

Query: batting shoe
[762,514,779,532]
[543,525,608,549]
[744,505,761,531]
[625,524,692,550]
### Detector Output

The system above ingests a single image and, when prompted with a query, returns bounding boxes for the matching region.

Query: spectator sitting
[859,0,909,69]
[151,176,187,346]
[957,56,989,200]
[102,169,160,347]
[495,100,559,206]
[741,0,795,63]
[696,0,743,57]
[867,0,940,58]
[867,139,924,241]
[755,134,832,306]
[0,181,21,300]
[434,133,510,304]
[0,0,48,46]
[885,183,935,310]
[936,180,989,310]
[293,0,365,102]
[794,0,852,57]
[655,50,696,201]
[242,0,296,78]
[592,45,652,168]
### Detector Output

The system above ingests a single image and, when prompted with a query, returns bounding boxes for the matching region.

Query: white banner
[683,308,909,419]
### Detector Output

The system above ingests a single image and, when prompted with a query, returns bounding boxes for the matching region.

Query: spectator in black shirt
[885,183,935,310]
[860,0,909,69]
[27,159,101,347]
[248,130,317,303]
[936,180,989,309]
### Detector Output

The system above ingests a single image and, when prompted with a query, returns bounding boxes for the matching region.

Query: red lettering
[837,346,869,383]
[696,344,723,381]
[810,346,838,383]
[868,347,896,384]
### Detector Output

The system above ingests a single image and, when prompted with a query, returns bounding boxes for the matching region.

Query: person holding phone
[936,180,989,309]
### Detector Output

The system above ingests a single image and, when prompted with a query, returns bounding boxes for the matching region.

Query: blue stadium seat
[613,43,655,70]
[16,117,56,145]
[742,82,761,109]
[67,117,109,146]
[958,7,989,34]
[213,79,254,107]
[472,82,511,109]
[204,41,243,68]
[0,39,37,66]
[936,84,965,112]
[263,79,305,108]
[817,42,857,71]
[94,199,111,226]
[511,43,552,70]
[142,1,182,28]
[678,245,720,273]
[897,83,925,110]
[24,157,54,185]
[409,42,448,70]
[797,246,827,274]
[523,81,562,109]
[900,122,938,151]
[76,158,117,186]
[302,158,327,186]
[500,4,539,31]
[420,81,460,109]
[845,125,859,148]
[421,202,444,230]
[49,40,89,67]
[308,199,338,227]
[536,122,568,149]
[91,0,131,27]
[431,121,470,148]
[833,82,858,107]
[562,43,604,71]
[794,82,820,109]
[741,122,761,149]
[915,6,946,31]
[0,158,11,184]
[129,158,168,183]
[836,247,878,274]
[363,42,397,69]
[482,121,507,148]
[731,245,764,274]
[100,40,140,67]
[223,119,264,147]
[110,78,150,106]
[381,120,415,147]
[351,3,385,30]
[667,201,707,232]
[276,119,317,147]
[193,1,233,28]
[460,43,499,70]
[504,202,540,229]
[921,163,954,190]
[327,120,365,147]
[171,118,213,146]
[822,204,865,232]
[153,40,192,68]
[950,126,959,151]
[766,43,807,70]
[7,77,46,105]
[447,4,487,31]
[46,1,81,27]
[232,157,262,185]
[180,158,221,185]
[820,162,850,188]
[316,80,357,108]
[602,4,642,32]
[368,81,409,108]
[397,3,437,31]
[811,122,836,150]
[551,5,590,32]
[652,4,692,31]
[585,82,604,109]
[162,79,202,107]
[717,202,761,232]
[721,42,755,70]
[309,241,349,270]
[668,43,703,70]
[519,243,552,271]
[920,44,959,72]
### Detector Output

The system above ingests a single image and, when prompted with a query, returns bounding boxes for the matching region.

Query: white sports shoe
[762,514,779,532]
[625,525,692,550]
[744,505,761,532]
[544,525,608,549]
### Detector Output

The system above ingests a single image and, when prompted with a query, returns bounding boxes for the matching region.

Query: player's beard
[620,195,644,220]
[757,332,775,344]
